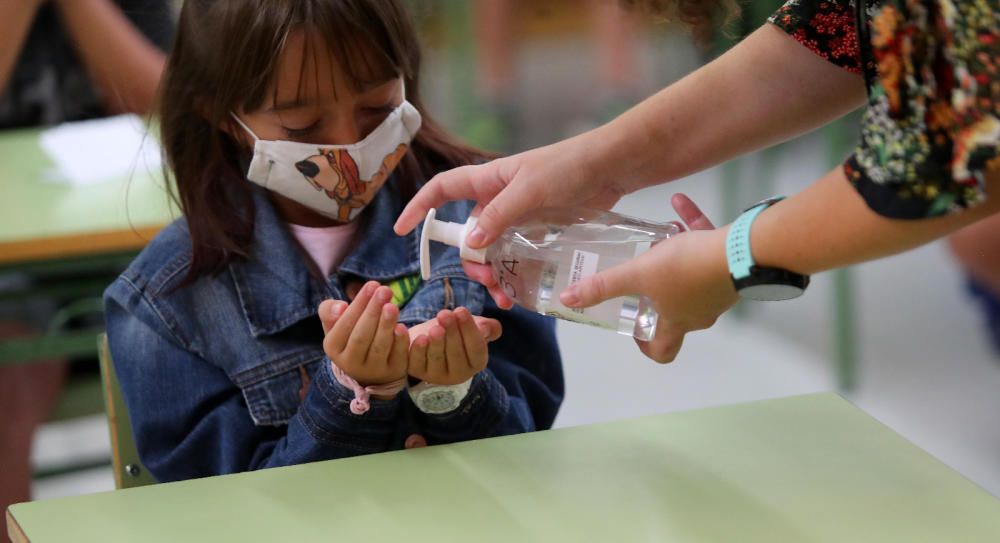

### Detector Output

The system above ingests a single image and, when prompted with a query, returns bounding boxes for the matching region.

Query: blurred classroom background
[6,0,1000,515]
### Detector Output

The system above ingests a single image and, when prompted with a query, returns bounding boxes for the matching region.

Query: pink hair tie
[331,363,407,415]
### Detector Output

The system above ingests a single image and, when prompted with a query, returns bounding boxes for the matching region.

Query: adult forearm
[753,168,1000,275]
[54,0,165,114]
[0,2,42,94]
[585,24,868,193]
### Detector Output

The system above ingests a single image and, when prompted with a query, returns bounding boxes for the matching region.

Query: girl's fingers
[388,323,409,375]
[343,285,392,363]
[439,310,467,372]
[366,302,399,365]
[318,299,348,334]
[455,308,487,370]
[325,282,378,355]
[472,316,503,342]
[426,321,447,377]
[409,333,429,378]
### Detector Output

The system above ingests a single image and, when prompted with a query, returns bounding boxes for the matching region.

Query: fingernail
[467,227,486,247]
[377,287,391,302]
[560,285,581,307]
[382,305,395,319]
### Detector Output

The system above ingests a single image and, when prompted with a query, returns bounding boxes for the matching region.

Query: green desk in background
[0,124,175,365]
[0,124,176,477]
[0,125,173,266]
[8,394,1000,542]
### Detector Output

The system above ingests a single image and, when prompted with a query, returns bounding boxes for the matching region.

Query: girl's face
[235,31,404,226]
[238,31,402,146]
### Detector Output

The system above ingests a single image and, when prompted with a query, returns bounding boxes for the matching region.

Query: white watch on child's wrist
[408,379,472,414]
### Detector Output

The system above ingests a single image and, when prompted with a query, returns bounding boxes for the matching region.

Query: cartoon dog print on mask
[295,143,409,222]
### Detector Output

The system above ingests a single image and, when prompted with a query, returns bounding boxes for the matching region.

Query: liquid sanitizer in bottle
[420,207,682,341]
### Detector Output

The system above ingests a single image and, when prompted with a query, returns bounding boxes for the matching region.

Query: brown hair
[158,0,486,281]
[619,0,741,44]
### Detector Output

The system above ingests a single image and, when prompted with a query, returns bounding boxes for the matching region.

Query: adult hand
[560,194,738,363]
[394,132,631,308]
[318,282,409,394]
[408,308,502,386]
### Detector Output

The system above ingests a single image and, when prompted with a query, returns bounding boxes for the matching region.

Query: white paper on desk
[39,114,163,186]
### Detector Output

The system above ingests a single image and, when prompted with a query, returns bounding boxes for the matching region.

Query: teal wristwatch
[726,196,810,301]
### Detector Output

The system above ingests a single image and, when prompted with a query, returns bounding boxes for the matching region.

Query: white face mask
[231,91,422,222]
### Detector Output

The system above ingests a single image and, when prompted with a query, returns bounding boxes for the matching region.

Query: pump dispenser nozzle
[420,209,488,280]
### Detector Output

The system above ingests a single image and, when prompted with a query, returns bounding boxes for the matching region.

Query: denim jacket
[104,178,564,482]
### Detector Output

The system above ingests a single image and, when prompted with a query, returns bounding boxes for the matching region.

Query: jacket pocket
[229,349,326,426]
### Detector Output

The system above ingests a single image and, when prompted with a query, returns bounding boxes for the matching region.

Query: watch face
[741,283,805,302]
[418,390,459,414]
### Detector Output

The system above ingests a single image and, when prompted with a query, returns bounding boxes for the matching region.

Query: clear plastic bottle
[420,207,682,340]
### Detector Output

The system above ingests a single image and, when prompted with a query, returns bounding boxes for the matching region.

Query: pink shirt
[288,221,360,278]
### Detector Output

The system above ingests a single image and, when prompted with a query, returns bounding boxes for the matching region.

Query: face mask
[231,90,422,222]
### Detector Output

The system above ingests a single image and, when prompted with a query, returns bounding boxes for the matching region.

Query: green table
[8,394,1000,542]
[0,125,175,267]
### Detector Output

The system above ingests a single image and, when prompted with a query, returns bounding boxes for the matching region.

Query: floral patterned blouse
[769,0,999,219]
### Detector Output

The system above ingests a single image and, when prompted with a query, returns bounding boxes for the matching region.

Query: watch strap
[726,196,786,280]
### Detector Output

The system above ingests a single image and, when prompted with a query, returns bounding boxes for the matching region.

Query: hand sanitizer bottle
[420,207,682,341]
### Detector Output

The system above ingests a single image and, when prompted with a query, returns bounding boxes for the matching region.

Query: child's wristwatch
[726,196,810,301]
[408,379,472,414]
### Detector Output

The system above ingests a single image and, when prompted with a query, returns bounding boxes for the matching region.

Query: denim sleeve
[104,281,402,483]
[416,300,564,443]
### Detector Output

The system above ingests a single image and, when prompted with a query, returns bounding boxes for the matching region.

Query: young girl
[104,0,563,483]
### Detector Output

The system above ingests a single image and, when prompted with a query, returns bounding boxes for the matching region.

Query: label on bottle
[544,309,612,329]
[568,250,599,314]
